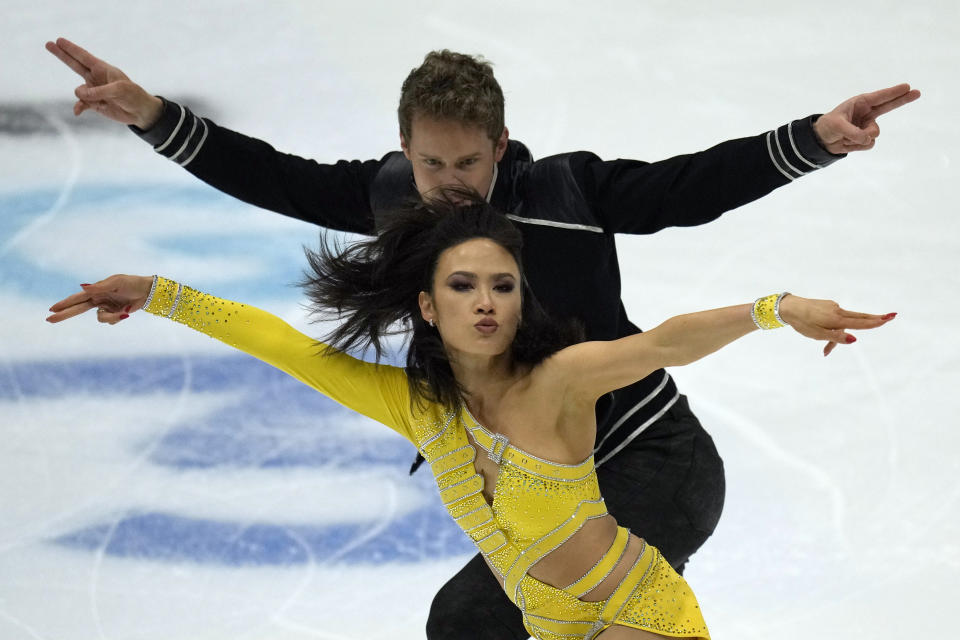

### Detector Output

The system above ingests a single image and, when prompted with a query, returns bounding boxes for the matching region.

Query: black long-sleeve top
[133,99,841,464]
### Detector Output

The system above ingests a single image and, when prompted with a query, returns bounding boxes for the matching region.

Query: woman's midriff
[482,514,645,602]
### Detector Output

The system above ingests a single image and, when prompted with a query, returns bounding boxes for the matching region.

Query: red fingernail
[883,312,897,320]
[81,283,91,287]
[124,305,131,313]
[119,314,129,320]
[845,335,857,344]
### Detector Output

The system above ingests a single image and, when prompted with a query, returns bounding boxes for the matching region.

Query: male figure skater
[47,38,918,640]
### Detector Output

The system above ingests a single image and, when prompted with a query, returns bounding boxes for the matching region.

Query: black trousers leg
[425,552,527,639]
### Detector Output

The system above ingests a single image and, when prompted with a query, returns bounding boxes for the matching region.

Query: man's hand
[45,37,164,130]
[813,83,921,154]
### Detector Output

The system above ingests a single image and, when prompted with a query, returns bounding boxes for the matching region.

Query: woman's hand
[46,275,154,325]
[777,294,896,356]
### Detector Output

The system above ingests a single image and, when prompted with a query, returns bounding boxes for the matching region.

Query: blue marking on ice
[0,183,317,300]
[2,355,412,468]
[55,507,474,566]
[0,184,223,220]
[5,354,469,565]
[1,355,255,399]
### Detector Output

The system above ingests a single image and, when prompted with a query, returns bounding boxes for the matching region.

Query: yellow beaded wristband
[142,275,183,318]
[751,292,790,330]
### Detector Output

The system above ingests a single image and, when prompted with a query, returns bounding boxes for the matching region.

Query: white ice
[1,1,958,638]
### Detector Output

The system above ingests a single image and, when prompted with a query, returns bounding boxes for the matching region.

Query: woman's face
[419,237,521,359]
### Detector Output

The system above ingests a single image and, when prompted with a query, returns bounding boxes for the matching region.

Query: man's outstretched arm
[45,37,382,235]
[580,83,920,235]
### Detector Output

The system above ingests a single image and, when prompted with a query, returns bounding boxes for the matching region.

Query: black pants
[424,395,725,639]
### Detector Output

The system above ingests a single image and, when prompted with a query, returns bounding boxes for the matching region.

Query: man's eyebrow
[416,152,482,161]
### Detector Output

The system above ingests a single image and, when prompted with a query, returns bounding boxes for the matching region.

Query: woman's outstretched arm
[47,275,416,441]
[553,293,896,403]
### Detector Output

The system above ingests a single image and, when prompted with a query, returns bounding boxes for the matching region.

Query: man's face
[402,115,508,201]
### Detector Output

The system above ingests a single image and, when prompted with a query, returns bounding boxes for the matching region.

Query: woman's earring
[428,319,435,327]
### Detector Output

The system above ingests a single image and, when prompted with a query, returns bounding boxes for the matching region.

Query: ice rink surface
[2,1,958,638]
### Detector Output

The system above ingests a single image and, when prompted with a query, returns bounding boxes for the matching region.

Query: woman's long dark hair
[302,192,584,419]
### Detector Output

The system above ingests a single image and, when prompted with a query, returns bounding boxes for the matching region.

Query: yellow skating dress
[144,277,710,639]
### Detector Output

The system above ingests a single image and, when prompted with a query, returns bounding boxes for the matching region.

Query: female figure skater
[46,198,893,639]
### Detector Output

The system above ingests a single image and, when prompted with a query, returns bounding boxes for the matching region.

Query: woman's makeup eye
[495,283,515,293]
[449,281,473,291]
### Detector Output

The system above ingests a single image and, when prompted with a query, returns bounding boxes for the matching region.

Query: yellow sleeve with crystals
[143,276,417,445]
